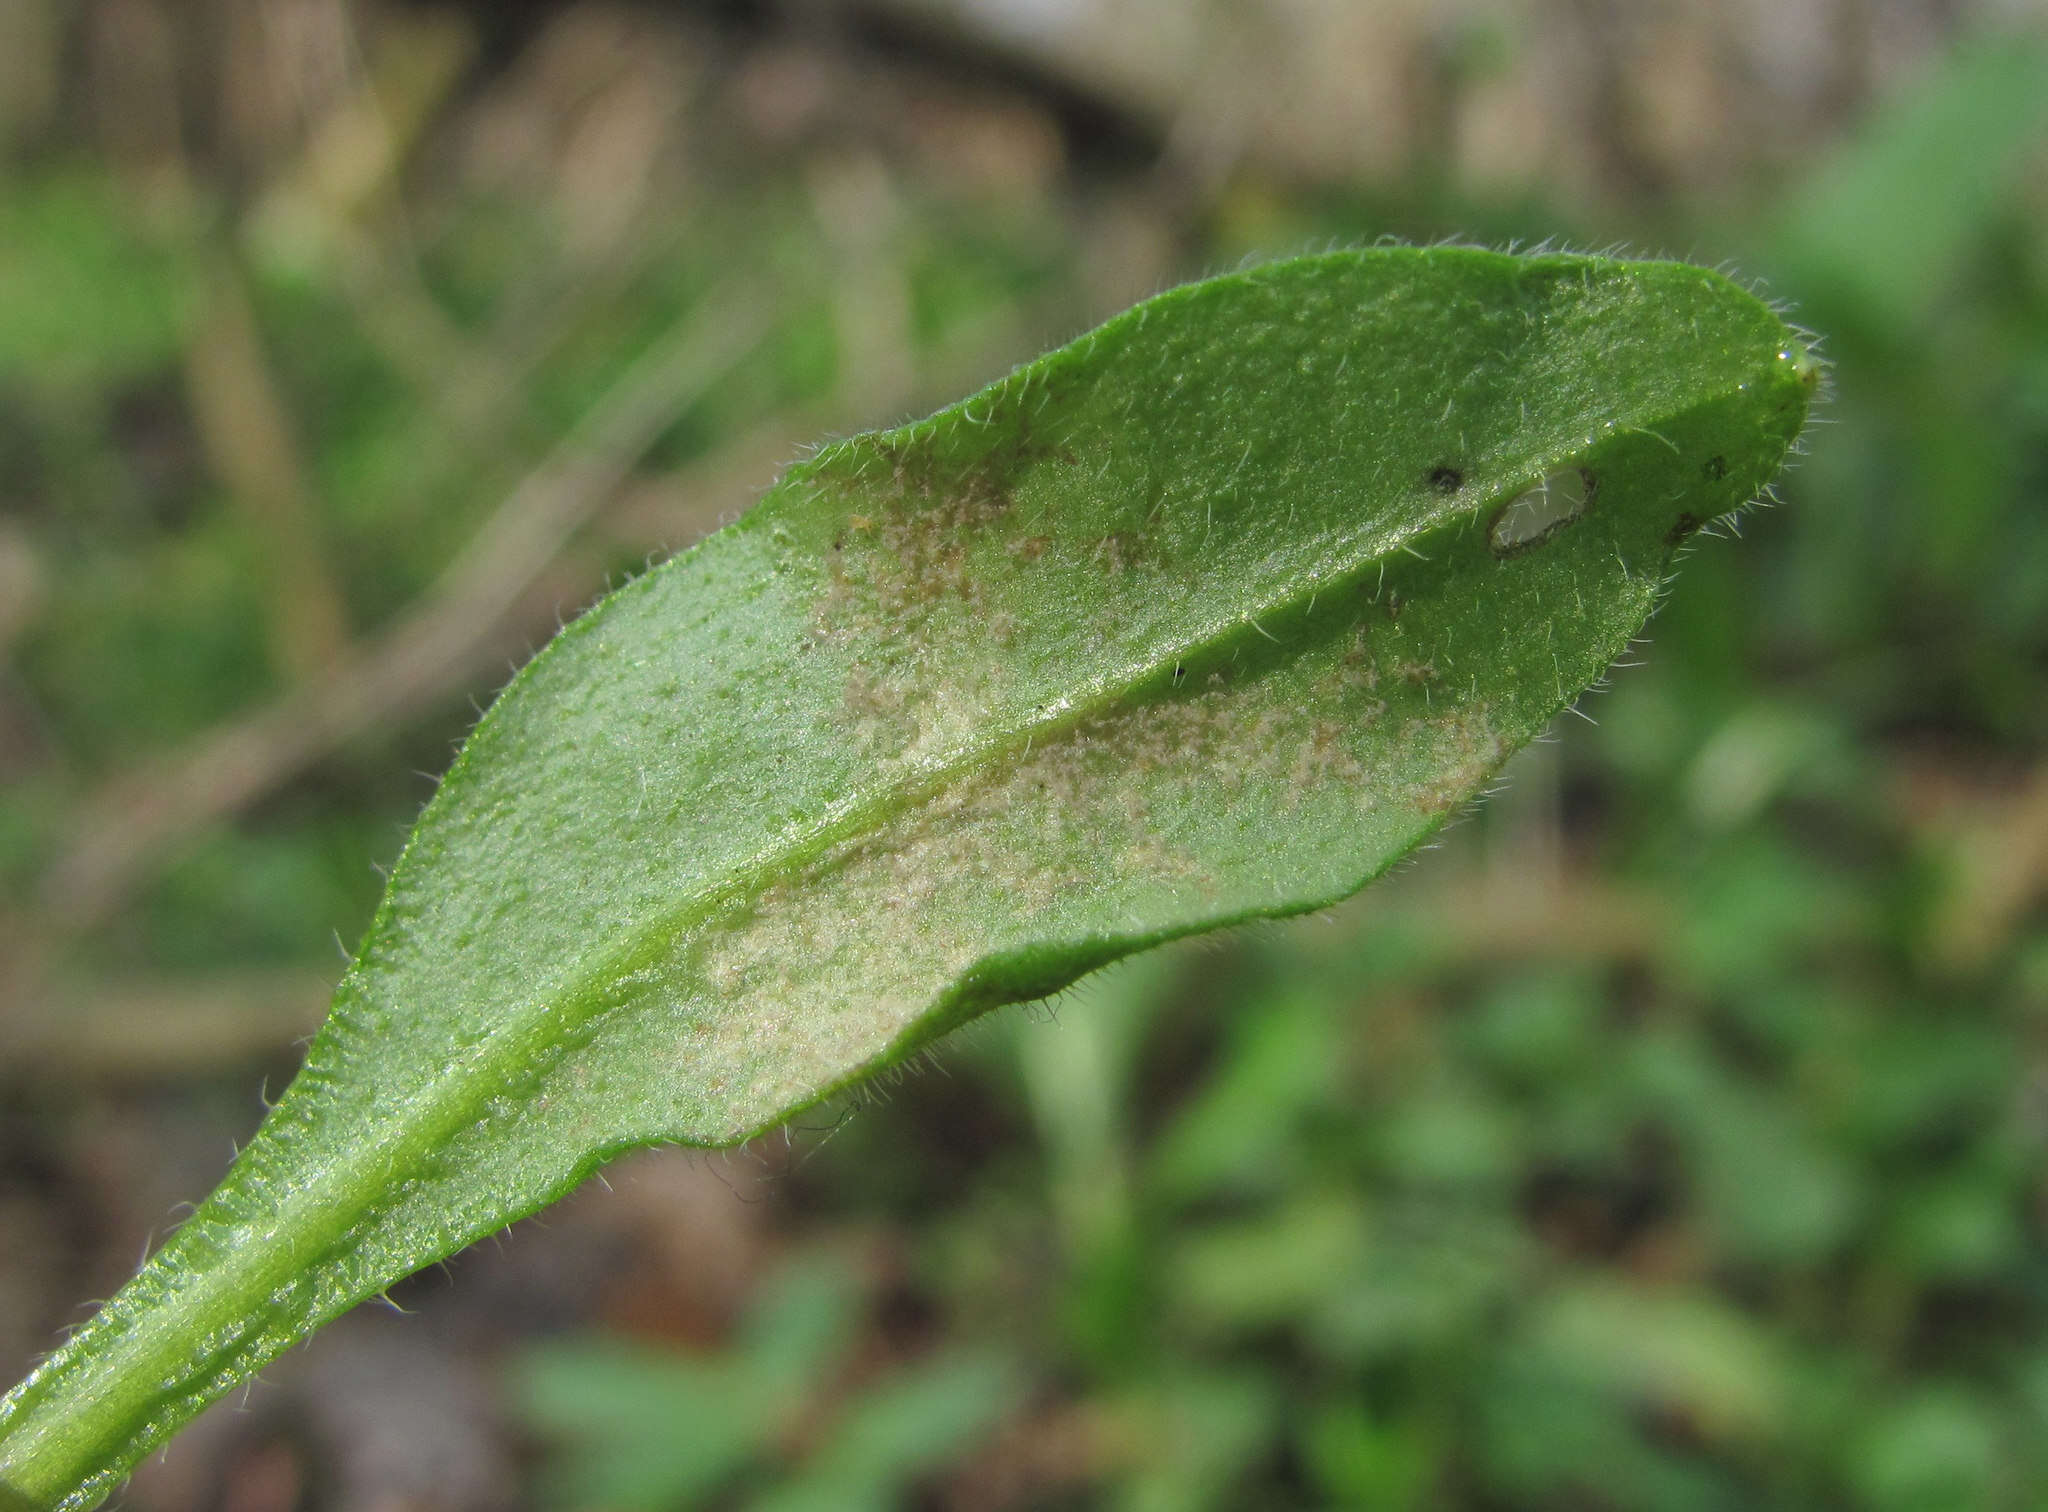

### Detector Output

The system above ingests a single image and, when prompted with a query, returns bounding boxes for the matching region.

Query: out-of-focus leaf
[1112,1371,1282,1512]
[0,172,191,384]
[1849,1388,2001,1512]
[1166,1190,1371,1333]
[1149,987,1338,1202]
[1773,30,2048,336]
[748,1351,1018,1512]
[516,1256,861,1511]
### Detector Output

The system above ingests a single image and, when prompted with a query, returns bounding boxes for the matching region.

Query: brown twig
[0,969,336,1081]
[1925,763,2048,972]
[184,252,353,683]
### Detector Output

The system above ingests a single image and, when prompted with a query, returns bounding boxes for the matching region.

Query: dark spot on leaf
[1427,464,1464,492]
[1702,455,1726,481]
[1666,513,1702,545]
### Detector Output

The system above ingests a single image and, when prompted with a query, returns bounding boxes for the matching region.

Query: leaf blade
[0,247,1815,1509]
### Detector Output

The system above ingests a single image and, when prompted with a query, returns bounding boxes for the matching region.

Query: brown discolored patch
[842,664,916,752]
[642,652,1506,1140]
[1091,532,1145,575]
[809,440,1048,764]
[1404,706,1508,815]
[1290,717,1372,794]
[817,464,1016,634]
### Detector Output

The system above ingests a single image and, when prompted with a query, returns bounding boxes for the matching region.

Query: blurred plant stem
[184,253,351,684]
[1015,961,1171,1372]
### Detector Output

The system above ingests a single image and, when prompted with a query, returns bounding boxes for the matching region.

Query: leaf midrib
[348,423,1605,1165]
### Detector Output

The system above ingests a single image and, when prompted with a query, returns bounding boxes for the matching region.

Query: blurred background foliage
[1,1,2046,1508]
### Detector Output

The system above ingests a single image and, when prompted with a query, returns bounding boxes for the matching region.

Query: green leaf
[517,1255,863,1509]
[0,170,194,385]
[0,247,1815,1508]
[746,1351,1018,1512]
[1771,29,2048,337]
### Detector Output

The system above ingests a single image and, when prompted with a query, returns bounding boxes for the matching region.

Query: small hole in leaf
[1428,464,1464,492]
[1489,467,1595,556]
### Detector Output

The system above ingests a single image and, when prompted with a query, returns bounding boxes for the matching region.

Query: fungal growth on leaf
[0,248,1817,1512]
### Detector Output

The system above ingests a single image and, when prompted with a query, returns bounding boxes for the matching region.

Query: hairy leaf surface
[0,248,1816,1508]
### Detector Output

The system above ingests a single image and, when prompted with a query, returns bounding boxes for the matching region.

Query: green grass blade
[0,247,1815,1509]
